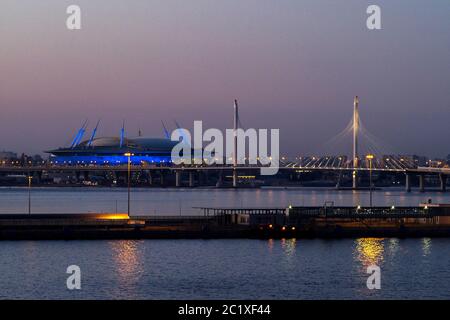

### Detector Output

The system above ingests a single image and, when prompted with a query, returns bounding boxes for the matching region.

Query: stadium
[47,122,180,165]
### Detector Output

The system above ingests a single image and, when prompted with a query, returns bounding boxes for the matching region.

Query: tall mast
[352,96,359,189]
[87,120,100,147]
[120,120,125,148]
[233,99,238,187]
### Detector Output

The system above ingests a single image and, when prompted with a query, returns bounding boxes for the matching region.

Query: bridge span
[0,161,447,192]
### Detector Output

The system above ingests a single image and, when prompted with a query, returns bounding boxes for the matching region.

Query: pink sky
[1,0,449,157]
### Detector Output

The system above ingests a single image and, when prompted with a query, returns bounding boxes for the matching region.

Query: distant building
[410,155,428,167]
[427,159,446,168]
[0,151,17,160]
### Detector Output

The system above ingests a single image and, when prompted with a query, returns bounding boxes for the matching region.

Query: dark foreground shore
[1,205,450,240]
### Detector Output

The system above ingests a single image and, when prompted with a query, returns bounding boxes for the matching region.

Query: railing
[193,206,444,219]
[289,206,437,218]
[194,207,286,216]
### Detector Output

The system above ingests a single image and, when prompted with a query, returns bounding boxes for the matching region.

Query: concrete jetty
[1,205,450,240]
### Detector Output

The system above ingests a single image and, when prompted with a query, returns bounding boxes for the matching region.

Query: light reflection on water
[280,238,297,257]
[387,238,399,256]
[354,238,385,267]
[421,238,432,256]
[109,240,144,280]
[267,238,274,253]
[352,237,434,270]
[0,238,449,299]
[107,240,146,299]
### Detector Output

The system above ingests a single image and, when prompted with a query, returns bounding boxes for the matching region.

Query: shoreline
[0,205,450,240]
[0,185,446,192]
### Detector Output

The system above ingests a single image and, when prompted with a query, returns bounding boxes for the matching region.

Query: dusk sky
[1,0,449,157]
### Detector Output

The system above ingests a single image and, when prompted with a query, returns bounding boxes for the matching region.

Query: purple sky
[1,0,449,157]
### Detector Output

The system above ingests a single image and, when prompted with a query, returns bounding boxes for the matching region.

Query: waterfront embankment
[1,205,450,240]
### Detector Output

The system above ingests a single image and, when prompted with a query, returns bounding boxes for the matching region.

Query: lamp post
[28,175,32,214]
[124,153,134,216]
[366,154,374,208]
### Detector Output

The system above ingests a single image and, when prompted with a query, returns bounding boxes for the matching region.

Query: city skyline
[1,0,449,157]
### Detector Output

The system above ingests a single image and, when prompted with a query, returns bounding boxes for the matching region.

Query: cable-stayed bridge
[0,97,448,191]
[222,96,448,190]
[284,155,418,172]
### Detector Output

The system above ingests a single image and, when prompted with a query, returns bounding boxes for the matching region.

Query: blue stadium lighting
[46,123,192,166]
[51,155,173,165]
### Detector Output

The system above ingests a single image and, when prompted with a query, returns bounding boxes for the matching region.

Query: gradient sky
[1,0,449,157]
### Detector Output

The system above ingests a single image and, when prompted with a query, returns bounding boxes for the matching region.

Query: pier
[1,204,450,240]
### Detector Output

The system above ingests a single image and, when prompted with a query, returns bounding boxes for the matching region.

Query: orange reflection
[355,238,385,266]
[267,239,274,252]
[96,213,129,220]
[109,240,143,281]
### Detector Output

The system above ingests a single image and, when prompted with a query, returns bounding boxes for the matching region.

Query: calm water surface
[0,188,449,299]
[0,238,449,299]
[0,187,448,215]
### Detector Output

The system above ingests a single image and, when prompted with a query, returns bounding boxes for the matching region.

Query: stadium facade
[46,122,181,165]
[47,136,178,165]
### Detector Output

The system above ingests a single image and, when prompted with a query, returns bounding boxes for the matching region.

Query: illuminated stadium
[48,137,179,165]
[47,122,180,165]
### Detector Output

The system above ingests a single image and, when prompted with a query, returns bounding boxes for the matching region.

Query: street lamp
[366,154,374,208]
[28,175,32,214]
[124,152,134,216]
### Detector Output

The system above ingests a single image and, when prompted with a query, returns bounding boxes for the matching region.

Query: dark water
[0,238,449,299]
[0,188,449,299]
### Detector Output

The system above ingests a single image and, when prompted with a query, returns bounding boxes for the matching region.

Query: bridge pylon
[352,96,359,189]
[232,99,239,188]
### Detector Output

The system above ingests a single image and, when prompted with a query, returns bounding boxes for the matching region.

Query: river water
[0,187,449,299]
[0,187,449,215]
